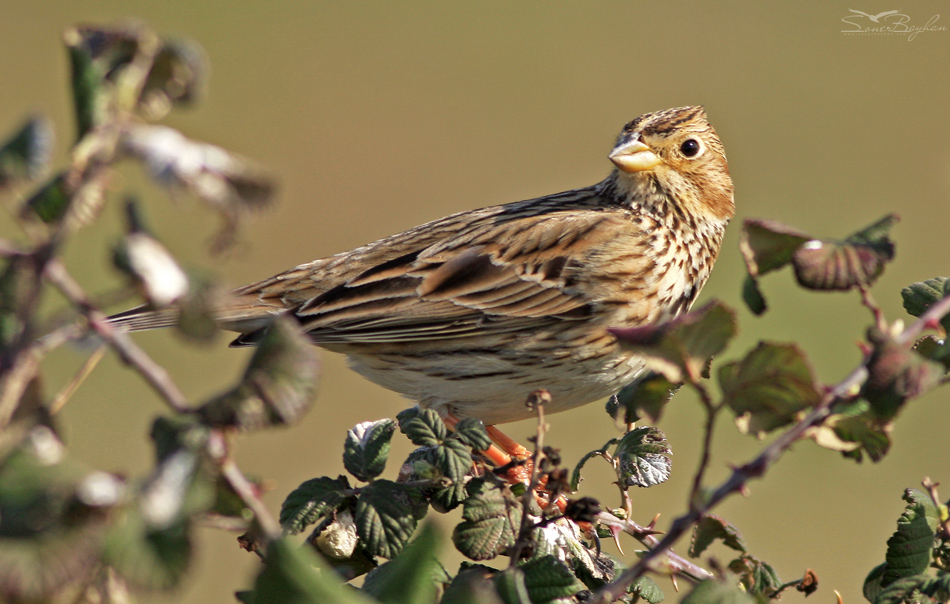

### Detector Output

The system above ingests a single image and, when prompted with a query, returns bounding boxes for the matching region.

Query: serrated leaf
[355,480,424,559]
[791,215,898,291]
[198,316,320,429]
[63,24,135,139]
[361,522,446,604]
[607,372,681,425]
[613,427,671,488]
[690,515,747,558]
[454,417,492,451]
[520,555,585,604]
[400,407,448,446]
[720,342,821,436]
[452,478,522,561]
[903,277,950,334]
[681,578,757,604]
[279,475,350,535]
[862,331,944,421]
[402,446,468,512]
[611,301,737,383]
[630,575,665,603]
[434,436,474,483]
[0,117,53,188]
[104,510,191,590]
[570,439,617,491]
[863,563,887,603]
[728,554,782,596]
[876,572,950,604]
[25,173,71,223]
[912,336,950,372]
[882,489,940,587]
[344,419,397,482]
[248,537,375,604]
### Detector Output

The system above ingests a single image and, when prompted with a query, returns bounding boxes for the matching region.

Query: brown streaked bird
[112,106,734,426]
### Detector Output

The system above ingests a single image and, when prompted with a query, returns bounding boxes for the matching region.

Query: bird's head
[608,106,734,224]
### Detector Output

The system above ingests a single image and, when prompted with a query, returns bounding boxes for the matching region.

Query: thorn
[856,340,873,356]
[834,589,843,604]
[610,525,624,555]
[671,575,679,592]
[647,513,661,530]
[739,484,751,497]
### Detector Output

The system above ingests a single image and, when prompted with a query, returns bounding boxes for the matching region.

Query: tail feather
[108,306,181,332]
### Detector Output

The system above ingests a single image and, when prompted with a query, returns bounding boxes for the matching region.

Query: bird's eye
[680,138,701,158]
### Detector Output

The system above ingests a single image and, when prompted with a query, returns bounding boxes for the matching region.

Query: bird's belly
[341,343,645,425]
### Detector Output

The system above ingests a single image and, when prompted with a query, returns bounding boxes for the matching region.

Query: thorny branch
[593,294,950,603]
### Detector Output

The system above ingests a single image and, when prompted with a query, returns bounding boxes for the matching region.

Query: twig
[509,389,552,565]
[49,343,107,414]
[211,431,282,542]
[688,381,720,510]
[922,477,950,540]
[592,293,950,603]
[43,258,190,412]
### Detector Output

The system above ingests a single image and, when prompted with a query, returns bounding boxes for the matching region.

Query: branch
[43,258,191,412]
[593,294,950,602]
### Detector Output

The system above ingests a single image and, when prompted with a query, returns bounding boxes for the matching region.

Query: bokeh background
[2,2,949,602]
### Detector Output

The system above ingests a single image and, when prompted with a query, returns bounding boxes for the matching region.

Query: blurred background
[2,2,949,602]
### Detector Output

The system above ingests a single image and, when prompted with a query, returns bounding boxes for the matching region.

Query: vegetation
[0,22,947,604]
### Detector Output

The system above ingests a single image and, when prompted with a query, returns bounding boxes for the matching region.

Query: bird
[111,106,734,428]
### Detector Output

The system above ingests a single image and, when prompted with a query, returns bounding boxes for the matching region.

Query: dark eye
[680,138,701,157]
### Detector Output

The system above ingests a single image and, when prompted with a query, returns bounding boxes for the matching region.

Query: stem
[212,431,282,542]
[688,381,719,510]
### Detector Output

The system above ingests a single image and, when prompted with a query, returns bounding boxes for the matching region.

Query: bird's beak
[609,136,661,172]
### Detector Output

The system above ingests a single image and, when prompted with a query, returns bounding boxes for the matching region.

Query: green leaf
[570,439,617,491]
[912,336,950,372]
[720,342,821,436]
[819,400,892,462]
[519,555,585,604]
[434,436,474,484]
[138,38,208,120]
[902,277,950,333]
[198,315,321,429]
[740,219,811,278]
[150,415,209,463]
[607,372,681,425]
[402,447,469,513]
[25,173,71,223]
[862,330,944,421]
[0,440,115,603]
[680,578,757,604]
[63,25,133,139]
[453,417,492,451]
[442,565,506,604]
[452,478,522,561]
[344,419,397,482]
[630,575,665,603]
[741,274,767,316]
[727,554,782,597]
[611,301,737,383]
[882,489,940,587]
[493,568,533,604]
[690,515,747,558]
[875,572,950,604]
[400,408,448,446]
[791,214,898,291]
[361,522,446,604]
[103,510,192,590]
[0,117,52,188]
[863,563,887,603]
[355,480,425,559]
[279,475,350,535]
[613,427,671,488]
[248,537,375,604]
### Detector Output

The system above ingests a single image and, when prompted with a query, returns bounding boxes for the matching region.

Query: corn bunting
[112,106,734,426]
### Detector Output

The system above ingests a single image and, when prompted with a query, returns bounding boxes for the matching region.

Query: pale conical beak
[609,137,661,172]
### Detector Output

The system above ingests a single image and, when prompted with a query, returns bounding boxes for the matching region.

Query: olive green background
[2,2,949,602]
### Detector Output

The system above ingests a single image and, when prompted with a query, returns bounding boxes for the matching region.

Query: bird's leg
[442,415,535,485]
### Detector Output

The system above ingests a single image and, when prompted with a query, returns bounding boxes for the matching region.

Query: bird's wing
[240,209,639,346]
